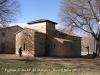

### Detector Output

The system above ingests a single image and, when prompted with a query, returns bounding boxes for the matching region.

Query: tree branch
[88,0,99,22]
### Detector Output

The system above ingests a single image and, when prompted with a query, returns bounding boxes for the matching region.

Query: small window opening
[59,34,66,37]
[54,44,55,48]
[24,43,25,50]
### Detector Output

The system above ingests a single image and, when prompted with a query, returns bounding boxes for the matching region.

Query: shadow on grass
[81,54,93,59]
[5,54,94,62]
[0,54,99,70]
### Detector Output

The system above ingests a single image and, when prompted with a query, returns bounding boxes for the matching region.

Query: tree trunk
[93,40,98,58]
[93,40,100,58]
[98,42,100,58]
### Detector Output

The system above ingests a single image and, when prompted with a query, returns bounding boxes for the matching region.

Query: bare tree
[59,0,100,58]
[0,0,20,27]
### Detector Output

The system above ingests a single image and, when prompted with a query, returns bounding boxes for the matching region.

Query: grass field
[0,58,100,75]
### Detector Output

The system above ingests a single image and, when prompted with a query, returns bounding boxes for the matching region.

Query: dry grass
[0,54,100,75]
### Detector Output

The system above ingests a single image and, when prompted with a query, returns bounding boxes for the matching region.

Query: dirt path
[0,54,27,60]
[0,54,100,69]
[35,57,100,69]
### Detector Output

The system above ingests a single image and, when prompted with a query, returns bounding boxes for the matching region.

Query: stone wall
[0,26,22,54]
[28,22,56,37]
[34,32,46,57]
[46,22,55,36]
[16,28,35,56]
[54,30,81,57]
[63,41,72,57]
[71,37,81,56]
[49,37,72,57]
[28,22,46,33]
[16,28,46,57]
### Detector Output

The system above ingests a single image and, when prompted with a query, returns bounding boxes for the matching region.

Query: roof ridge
[27,19,58,24]
[0,25,22,30]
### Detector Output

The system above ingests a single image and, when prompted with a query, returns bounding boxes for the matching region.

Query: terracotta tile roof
[54,37,72,43]
[56,30,81,37]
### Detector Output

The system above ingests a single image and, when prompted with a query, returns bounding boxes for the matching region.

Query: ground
[0,54,100,75]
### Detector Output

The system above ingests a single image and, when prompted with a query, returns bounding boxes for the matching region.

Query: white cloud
[56,24,62,30]
[10,23,28,28]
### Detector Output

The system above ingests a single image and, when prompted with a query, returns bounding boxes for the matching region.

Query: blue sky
[16,0,62,25]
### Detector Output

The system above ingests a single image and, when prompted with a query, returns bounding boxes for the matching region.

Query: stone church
[16,19,81,57]
[0,19,81,57]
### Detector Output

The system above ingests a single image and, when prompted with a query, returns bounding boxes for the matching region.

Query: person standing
[19,47,22,57]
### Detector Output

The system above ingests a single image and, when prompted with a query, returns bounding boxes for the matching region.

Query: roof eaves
[0,25,23,30]
[56,30,81,37]
[27,19,58,24]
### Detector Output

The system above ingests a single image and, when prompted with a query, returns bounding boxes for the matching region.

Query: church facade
[16,19,81,57]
